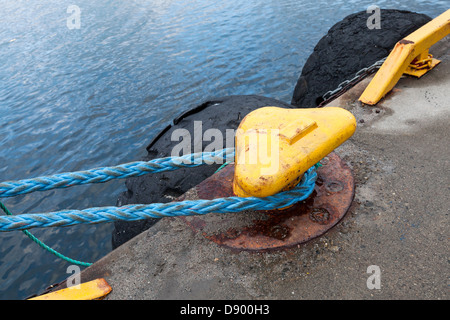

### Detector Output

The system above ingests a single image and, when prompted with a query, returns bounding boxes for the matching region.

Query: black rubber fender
[291,9,431,108]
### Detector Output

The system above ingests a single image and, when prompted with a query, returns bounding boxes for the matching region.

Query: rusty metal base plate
[181,152,354,252]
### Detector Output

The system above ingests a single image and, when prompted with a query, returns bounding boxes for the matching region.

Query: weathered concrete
[51,38,449,300]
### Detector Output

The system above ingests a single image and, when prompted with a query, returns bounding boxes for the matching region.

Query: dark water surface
[0,0,447,299]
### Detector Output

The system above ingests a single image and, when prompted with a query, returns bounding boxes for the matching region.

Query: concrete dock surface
[58,37,449,300]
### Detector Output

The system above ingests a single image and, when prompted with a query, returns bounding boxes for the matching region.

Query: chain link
[319,57,386,106]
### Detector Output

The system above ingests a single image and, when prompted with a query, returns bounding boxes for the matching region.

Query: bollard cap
[233,106,356,197]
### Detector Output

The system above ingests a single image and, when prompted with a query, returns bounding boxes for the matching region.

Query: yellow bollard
[233,106,356,198]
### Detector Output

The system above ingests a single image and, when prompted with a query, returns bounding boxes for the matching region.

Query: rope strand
[0,166,317,232]
[0,148,235,198]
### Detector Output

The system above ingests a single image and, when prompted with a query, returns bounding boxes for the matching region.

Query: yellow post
[359,9,450,105]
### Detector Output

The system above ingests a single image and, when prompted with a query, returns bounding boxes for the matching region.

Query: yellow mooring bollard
[233,106,356,198]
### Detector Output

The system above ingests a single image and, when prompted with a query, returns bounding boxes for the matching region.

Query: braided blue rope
[0,148,318,267]
[0,148,235,198]
[0,166,317,232]
[0,200,92,266]
[0,148,235,265]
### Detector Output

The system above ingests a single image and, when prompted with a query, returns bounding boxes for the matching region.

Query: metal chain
[319,57,386,107]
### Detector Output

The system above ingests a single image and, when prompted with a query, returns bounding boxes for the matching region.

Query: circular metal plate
[182,152,354,252]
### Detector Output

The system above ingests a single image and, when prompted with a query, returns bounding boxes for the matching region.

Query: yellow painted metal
[403,50,441,77]
[359,9,450,105]
[233,106,356,198]
[28,278,112,300]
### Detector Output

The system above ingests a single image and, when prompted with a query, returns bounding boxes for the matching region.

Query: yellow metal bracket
[359,9,450,105]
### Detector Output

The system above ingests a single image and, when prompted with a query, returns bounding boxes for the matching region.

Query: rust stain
[186,217,206,231]
[196,164,235,199]
[399,39,415,45]
[309,207,331,225]
[183,152,355,252]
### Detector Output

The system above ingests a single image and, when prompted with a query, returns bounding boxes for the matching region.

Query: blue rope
[0,148,235,198]
[0,166,317,232]
[0,148,235,265]
[0,148,318,267]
